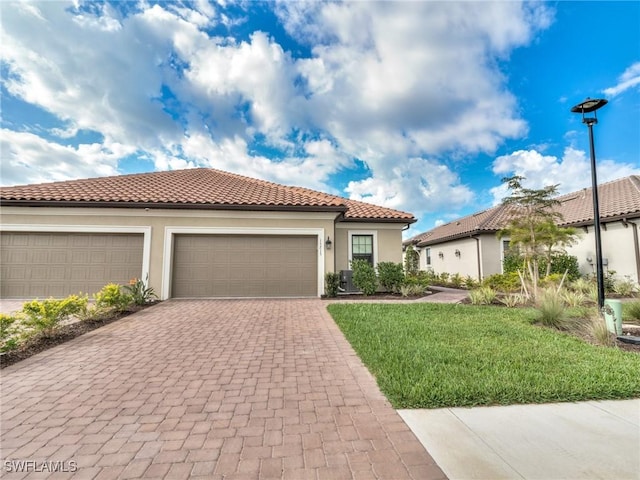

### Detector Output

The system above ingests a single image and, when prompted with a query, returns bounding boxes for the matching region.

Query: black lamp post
[571,98,608,309]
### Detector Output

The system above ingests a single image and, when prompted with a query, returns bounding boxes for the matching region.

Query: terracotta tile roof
[405,175,640,246]
[0,168,415,223]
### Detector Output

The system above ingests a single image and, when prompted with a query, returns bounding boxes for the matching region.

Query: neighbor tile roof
[406,175,640,246]
[0,168,415,223]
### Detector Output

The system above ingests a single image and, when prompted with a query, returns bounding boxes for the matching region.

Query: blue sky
[1,1,639,237]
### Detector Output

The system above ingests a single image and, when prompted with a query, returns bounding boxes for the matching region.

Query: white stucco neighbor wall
[566,220,640,283]
[414,221,640,284]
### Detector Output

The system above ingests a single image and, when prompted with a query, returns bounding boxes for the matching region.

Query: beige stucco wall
[334,223,406,272]
[0,206,339,298]
[566,220,640,283]
[1,206,411,297]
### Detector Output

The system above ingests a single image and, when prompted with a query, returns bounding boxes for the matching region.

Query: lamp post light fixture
[571,97,608,309]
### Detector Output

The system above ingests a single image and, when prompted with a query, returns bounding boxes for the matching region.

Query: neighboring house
[404,176,640,283]
[0,168,415,299]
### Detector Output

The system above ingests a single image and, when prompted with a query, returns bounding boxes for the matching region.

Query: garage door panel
[0,232,144,299]
[172,234,317,298]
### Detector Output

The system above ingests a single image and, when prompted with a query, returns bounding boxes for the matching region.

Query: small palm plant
[123,277,158,306]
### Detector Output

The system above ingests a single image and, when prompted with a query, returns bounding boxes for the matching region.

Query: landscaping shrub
[464,276,479,289]
[124,277,158,305]
[94,284,133,312]
[613,276,638,297]
[324,272,341,298]
[404,270,432,290]
[449,273,464,288]
[0,313,20,352]
[351,259,378,296]
[399,284,425,297]
[504,252,581,281]
[22,295,88,337]
[602,271,617,294]
[377,262,404,293]
[544,254,580,281]
[468,286,497,305]
[625,301,640,322]
[404,245,419,277]
[561,290,586,308]
[482,272,521,293]
[535,289,567,329]
[569,277,593,294]
[499,293,526,308]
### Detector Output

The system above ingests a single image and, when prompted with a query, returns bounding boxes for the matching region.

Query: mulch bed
[323,292,432,300]
[0,304,157,369]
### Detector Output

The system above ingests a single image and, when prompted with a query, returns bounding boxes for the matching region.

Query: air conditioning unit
[339,270,359,293]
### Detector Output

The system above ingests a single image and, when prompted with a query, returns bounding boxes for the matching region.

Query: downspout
[623,219,640,283]
[471,235,482,281]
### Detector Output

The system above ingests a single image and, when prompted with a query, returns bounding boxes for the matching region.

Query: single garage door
[172,234,318,297]
[0,232,144,298]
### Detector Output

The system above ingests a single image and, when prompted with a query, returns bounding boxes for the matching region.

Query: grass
[327,303,640,409]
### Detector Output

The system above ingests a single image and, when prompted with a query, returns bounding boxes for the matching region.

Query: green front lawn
[328,303,640,409]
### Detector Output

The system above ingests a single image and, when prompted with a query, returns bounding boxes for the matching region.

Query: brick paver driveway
[1,300,446,479]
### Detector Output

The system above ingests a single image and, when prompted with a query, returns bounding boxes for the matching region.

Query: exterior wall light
[455,249,461,258]
[325,236,332,250]
[438,251,444,259]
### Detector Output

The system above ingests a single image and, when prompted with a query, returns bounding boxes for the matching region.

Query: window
[501,239,511,273]
[352,234,374,265]
[502,240,511,259]
[425,247,431,266]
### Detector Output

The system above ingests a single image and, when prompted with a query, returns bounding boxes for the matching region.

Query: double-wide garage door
[172,234,318,297]
[0,232,144,298]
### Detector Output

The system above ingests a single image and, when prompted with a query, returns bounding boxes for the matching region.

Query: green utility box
[604,299,622,336]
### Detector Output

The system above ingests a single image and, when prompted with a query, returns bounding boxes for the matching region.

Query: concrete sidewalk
[399,399,640,480]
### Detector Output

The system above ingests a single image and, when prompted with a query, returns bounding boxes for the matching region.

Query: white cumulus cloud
[490,147,640,204]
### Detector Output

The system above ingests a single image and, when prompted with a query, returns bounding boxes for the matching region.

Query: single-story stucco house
[404,175,640,283]
[0,168,415,299]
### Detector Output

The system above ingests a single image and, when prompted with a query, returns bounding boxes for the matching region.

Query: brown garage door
[0,232,144,298]
[172,234,318,297]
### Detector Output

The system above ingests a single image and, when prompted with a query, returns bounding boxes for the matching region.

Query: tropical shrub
[504,251,581,282]
[351,260,378,296]
[499,293,527,308]
[612,276,638,297]
[463,276,479,289]
[468,287,497,305]
[399,284,426,297]
[404,245,420,277]
[22,295,88,337]
[377,262,404,293]
[449,273,464,288]
[404,270,432,289]
[123,277,158,305]
[94,284,133,312]
[561,290,586,308]
[324,272,341,298]
[437,272,450,286]
[0,313,20,352]
[482,273,521,293]
[545,254,581,281]
[569,277,593,294]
